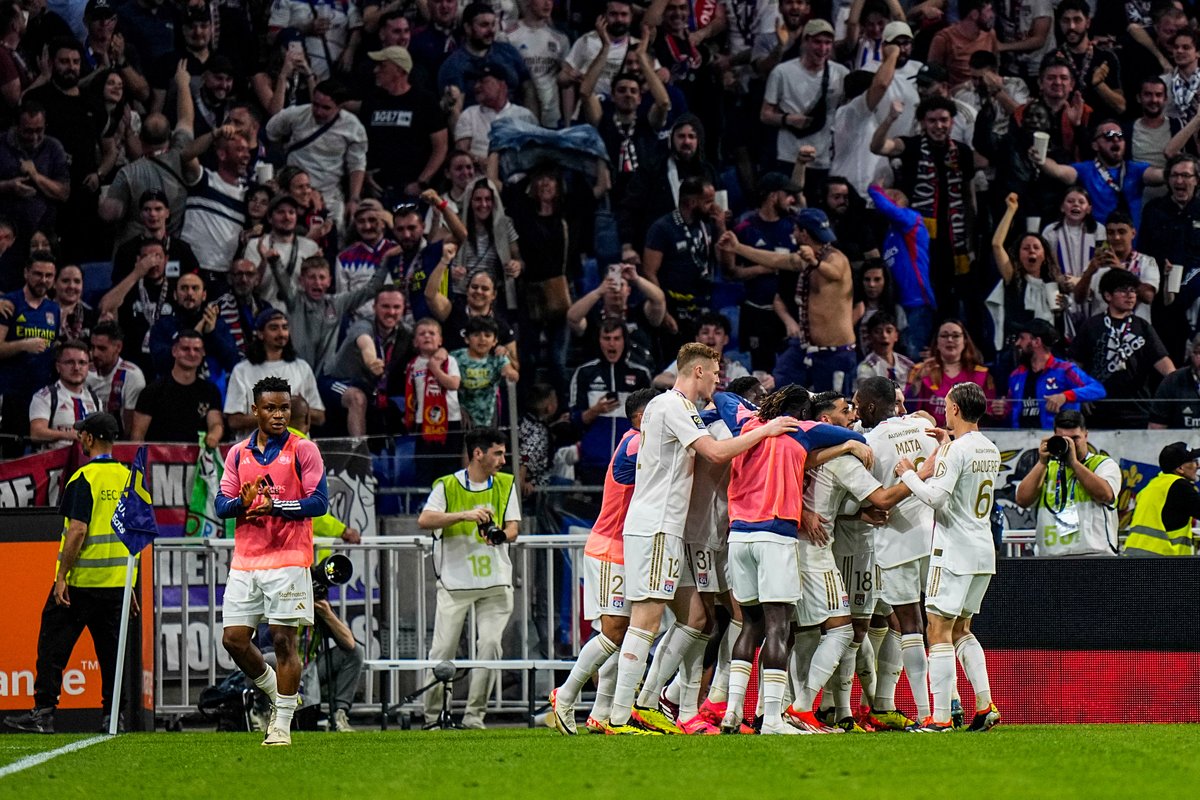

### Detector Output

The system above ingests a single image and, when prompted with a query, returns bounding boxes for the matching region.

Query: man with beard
[224,309,326,434]
[245,194,321,305]
[181,123,249,290]
[0,101,69,239]
[25,37,104,258]
[149,5,218,115]
[383,203,445,321]
[726,172,799,372]
[86,320,146,435]
[216,258,273,357]
[561,0,644,122]
[99,237,180,375]
[409,0,460,94]
[325,285,413,435]
[619,114,720,263]
[761,19,846,198]
[1039,119,1165,228]
[1052,0,1125,120]
[928,0,999,88]
[581,20,670,207]
[336,200,397,321]
[167,52,235,141]
[817,176,884,265]
[1122,78,1176,206]
[751,0,811,79]
[148,271,238,384]
[438,3,534,114]
[642,176,724,358]
[1005,318,1104,429]
[0,251,59,456]
[872,96,977,321]
[78,0,149,102]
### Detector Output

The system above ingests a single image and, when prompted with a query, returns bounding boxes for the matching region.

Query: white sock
[954,634,993,711]
[707,620,740,704]
[901,633,930,720]
[789,630,821,705]
[761,668,788,726]
[588,652,619,721]
[723,660,753,726]
[874,630,903,711]
[867,625,888,667]
[799,625,853,710]
[274,693,298,730]
[559,634,618,707]
[253,665,278,702]
[638,624,705,708]
[610,627,654,726]
[676,630,710,720]
[832,641,859,719]
[855,635,877,710]
[927,643,956,724]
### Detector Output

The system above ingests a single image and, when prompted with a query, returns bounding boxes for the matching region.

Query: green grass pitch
[2,726,1199,799]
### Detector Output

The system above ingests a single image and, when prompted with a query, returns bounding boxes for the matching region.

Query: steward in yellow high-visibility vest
[2,413,133,735]
[1125,442,1200,557]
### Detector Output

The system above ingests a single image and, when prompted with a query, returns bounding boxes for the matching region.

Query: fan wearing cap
[761,18,848,183]
[1124,442,1200,556]
[840,3,906,73]
[29,340,103,451]
[268,0,363,81]
[79,0,148,100]
[1007,318,1104,429]
[927,0,999,88]
[857,20,922,132]
[718,206,856,393]
[146,5,219,118]
[2,412,132,736]
[437,3,534,115]
[224,308,326,436]
[358,45,448,204]
[453,61,538,168]
[1069,267,1174,429]
[244,193,321,306]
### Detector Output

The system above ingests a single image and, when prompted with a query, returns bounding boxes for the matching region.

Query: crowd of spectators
[2,0,1200,489]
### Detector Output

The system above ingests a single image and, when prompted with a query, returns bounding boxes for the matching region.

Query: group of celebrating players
[548,342,1003,736]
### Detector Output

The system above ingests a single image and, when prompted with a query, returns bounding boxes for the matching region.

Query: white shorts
[680,542,728,594]
[222,566,314,628]
[925,566,991,620]
[879,556,930,608]
[795,567,851,628]
[727,539,801,604]
[582,554,630,620]
[836,550,881,619]
[623,532,684,602]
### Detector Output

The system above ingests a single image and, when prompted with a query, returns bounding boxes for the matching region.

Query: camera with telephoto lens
[310,553,353,601]
[1046,435,1071,461]
[478,521,507,545]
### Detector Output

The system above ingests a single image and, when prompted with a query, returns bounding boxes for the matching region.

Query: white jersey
[86,359,146,415]
[29,380,101,450]
[866,414,939,568]
[801,453,881,569]
[623,390,710,539]
[901,430,1000,575]
[684,417,731,547]
[500,21,569,127]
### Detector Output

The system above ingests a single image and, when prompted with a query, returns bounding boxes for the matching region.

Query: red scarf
[405,355,449,444]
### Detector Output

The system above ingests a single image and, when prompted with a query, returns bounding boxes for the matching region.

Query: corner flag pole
[108,553,138,737]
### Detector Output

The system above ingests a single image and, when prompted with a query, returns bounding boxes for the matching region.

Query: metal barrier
[152,532,590,724]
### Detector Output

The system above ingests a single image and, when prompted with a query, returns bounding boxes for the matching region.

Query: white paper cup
[1032,131,1050,161]
[1026,216,1041,233]
[714,190,729,212]
[254,162,274,184]
[1167,262,1184,294]
[1043,280,1060,310]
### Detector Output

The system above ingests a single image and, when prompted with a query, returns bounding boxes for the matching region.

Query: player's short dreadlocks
[757,384,811,421]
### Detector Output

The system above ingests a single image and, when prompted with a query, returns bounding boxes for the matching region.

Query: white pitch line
[0,735,109,779]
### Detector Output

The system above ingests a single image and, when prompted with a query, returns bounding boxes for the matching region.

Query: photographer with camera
[1015,410,1122,556]
[416,427,521,729]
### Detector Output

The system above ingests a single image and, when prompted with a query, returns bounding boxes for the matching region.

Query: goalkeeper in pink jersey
[216,376,329,747]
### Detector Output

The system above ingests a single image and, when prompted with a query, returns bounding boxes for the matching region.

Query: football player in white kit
[606,344,799,735]
[786,391,913,733]
[896,382,1002,733]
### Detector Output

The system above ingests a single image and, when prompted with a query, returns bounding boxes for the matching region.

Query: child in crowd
[451,316,519,428]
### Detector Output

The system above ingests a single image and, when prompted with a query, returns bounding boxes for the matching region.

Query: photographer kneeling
[1015,410,1122,556]
[417,427,520,729]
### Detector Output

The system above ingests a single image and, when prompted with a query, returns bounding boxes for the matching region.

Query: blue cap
[792,208,836,243]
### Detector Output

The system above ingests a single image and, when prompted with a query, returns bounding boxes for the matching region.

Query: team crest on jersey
[277,454,292,465]
[45,312,54,325]
[697,572,709,587]
[625,374,637,386]
[841,596,850,608]
[664,579,675,593]
[1045,377,1059,390]
[854,593,864,606]
[611,595,624,609]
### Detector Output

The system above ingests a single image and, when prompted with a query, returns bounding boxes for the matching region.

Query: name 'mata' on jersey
[863,414,940,569]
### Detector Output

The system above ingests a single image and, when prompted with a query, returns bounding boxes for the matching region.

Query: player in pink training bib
[215,376,329,747]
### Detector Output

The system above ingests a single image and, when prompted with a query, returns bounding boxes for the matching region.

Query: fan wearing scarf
[871,96,977,320]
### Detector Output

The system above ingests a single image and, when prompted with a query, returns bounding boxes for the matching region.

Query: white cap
[882,21,914,42]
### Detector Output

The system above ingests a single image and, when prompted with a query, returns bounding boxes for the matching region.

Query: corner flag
[112,445,159,555]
